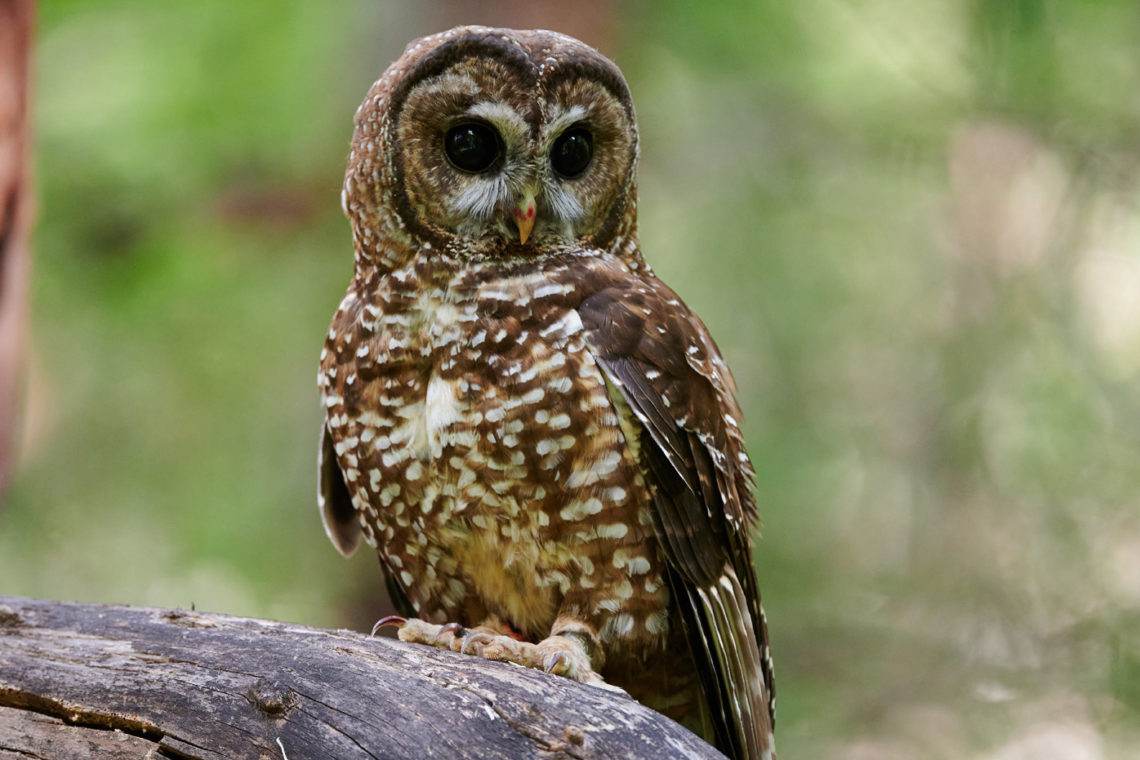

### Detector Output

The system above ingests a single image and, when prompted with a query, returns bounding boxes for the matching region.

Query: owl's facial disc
[392,54,635,253]
[435,102,592,246]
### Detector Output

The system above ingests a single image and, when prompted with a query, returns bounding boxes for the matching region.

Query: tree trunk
[0,0,34,502]
[0,596,724,759]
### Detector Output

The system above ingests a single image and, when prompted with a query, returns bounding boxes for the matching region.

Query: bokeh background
[2,1,1139,757]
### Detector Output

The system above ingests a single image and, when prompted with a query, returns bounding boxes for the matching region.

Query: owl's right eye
[444,123,501,173]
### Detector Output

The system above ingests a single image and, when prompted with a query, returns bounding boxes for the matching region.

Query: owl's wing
[319,421,417,618]
[578,274,775,760]
[319,421,363,557]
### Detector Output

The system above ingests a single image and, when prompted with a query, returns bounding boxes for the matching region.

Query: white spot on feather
[597,523,628,539]
[533,282,573,298]
[425,375,461,450]
[560,498,603,521]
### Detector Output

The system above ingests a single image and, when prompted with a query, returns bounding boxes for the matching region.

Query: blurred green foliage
[3,1,1139,756]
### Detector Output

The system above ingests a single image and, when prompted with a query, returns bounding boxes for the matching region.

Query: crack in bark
[292,694,383,760]
[0,689,225,760]
[0,743,46,760]
[424,671,587,759]
[0,688,164,742]
[478,692,584,759]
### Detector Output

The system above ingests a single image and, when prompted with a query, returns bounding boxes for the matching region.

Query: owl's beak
[512,190,537,245]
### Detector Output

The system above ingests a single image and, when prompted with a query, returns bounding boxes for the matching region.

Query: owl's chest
[339,277,650,583]
[341,274,616,518]
[323,266,663,637]
[363,279,598,480]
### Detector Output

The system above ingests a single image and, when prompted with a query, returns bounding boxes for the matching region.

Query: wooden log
[0,596,724,759]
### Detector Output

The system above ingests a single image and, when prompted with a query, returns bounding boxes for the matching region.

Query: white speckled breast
[319,248,669,649]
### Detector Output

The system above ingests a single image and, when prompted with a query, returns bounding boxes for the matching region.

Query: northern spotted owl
[318,26,774,760]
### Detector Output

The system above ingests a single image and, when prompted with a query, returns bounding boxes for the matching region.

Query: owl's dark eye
[551,126,593,179]
[444,123,501,173]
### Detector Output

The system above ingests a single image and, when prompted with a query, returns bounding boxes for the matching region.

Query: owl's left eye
[551,126,593,179]
[444,123,501,173]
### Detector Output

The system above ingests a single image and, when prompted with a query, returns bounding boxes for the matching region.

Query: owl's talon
[544,651,564,674]
[439,622,467,638]
[371,615,407,636]
[459,631,494,655]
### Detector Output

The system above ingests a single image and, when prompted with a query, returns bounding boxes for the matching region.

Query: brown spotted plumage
[318,26,774,759]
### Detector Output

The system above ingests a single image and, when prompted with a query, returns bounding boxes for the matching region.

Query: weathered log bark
[0,596,724,759]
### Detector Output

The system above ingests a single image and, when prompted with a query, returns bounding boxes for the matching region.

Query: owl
[318,26,774,760]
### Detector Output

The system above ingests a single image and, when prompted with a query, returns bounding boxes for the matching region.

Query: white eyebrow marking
[546,104,589,137]
[467,101,528,140]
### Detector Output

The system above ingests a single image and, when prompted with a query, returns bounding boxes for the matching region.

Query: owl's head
[343,27,638,260]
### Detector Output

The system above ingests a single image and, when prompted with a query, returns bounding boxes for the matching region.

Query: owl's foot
[381,617,627,695]
[378,617,495,650]
[463,629,626,695]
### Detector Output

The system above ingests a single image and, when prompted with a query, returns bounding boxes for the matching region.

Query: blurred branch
[0,596,723,760]
[0,0,34,503]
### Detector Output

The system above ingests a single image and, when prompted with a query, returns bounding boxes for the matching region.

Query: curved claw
[371,615,407,637]
[545,651,565,675]
[439,622,467,638]
[460,631,494,655]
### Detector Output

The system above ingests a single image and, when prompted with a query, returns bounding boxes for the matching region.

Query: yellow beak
[512,190,537,245]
